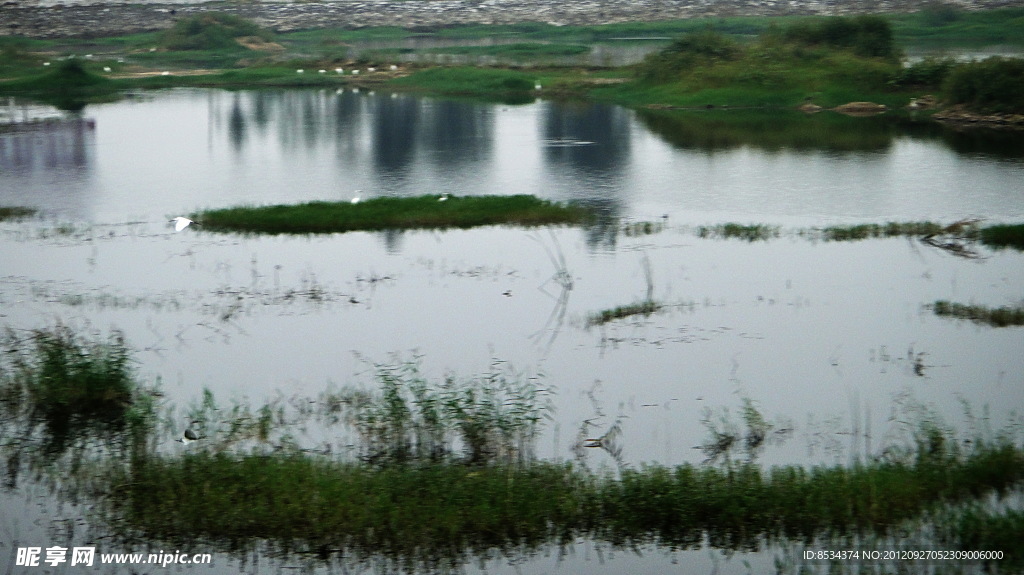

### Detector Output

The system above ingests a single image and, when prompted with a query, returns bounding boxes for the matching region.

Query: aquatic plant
[326,356,554,466]
[818,221,946,241]
[194,194,595,235]
[0,324,135,422]
[0,206,37,221]
[697,223,780,241]
[0,324,156,479]
[932,300,1024,327]
[586,300,662,326]
[979,223,1024,250]
[105,420,1024,565]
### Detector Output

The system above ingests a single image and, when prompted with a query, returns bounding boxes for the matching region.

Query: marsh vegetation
[194,195,596,235]
[1,326,1021,572]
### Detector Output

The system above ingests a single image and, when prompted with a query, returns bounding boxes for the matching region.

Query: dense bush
[640,30,740,81]
[783,15,898,61]
[893,56,957,87]
[162,13,273,51]
[943,56,1024,113]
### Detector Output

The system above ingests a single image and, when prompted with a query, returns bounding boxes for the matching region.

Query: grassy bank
[2,10,1023,114]
[192,195,595,235]
[108,440,1024,563]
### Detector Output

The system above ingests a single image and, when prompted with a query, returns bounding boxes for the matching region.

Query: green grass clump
[390,67,538,98]
[0,206,38,221]
[0,325,134,420]
[932,301,1024,327]
[820,221,945,241]
[943,56,1024,114]
[697,223,780,241]
[587,300,662,326]
[108,437,1024,560]
[194,195,594,235]
[424,42,590,61]
[979,223,1024,250]
[330,357,553,466]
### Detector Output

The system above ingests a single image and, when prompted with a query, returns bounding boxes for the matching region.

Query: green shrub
[783,15,898,61]
[894,56,957,87]
[640,30,740,81]
[943,57,1024,113]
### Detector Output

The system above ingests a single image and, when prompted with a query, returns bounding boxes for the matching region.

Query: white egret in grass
[351,69,360,75]
[318,69,326,74]
[176,420,202,444]
[351,191,362,204]
[335,68,344,74]
[389,64,398,71]
[535,83,542,90]
[170,216,197,232]
[296,69,304,74]
[103,66,111,72]
[368,67,376,72]
[43,62,50,66]
[161,71,170,76]
[438,193,450,202]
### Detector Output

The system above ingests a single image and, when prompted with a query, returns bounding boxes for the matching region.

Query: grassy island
[193,195,596,235]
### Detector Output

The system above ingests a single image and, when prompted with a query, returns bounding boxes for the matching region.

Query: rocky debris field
[2,0,1022,39]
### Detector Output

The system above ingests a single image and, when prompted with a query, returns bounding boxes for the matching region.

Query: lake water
[1,89,1023,574]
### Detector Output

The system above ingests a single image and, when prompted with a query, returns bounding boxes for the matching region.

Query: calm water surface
[1,89,1023,574]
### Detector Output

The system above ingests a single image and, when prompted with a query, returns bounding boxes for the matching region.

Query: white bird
[318,69,326,74]
[296,69,304,74]
[351,69,360,75]
[170,216,197,232]
[43,62,50,66]
[438,193,450,202]
[176,420,202,444]
[335,68,344,74]
[389,64,398,71]
[535,83,542,90]
[103,66,111,72]
[367,67,376,72]
[161,71,170,76]
[350,191,362,204]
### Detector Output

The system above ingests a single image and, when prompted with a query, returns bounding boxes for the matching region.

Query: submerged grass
[109,438,1024,560]
[932,301,1024,327]
[587,300,662,326]
[697,223,780,241]
[194,195,595,235]
[0,206,37,221]
[818,221,947,241]
[980,223,1024,251]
